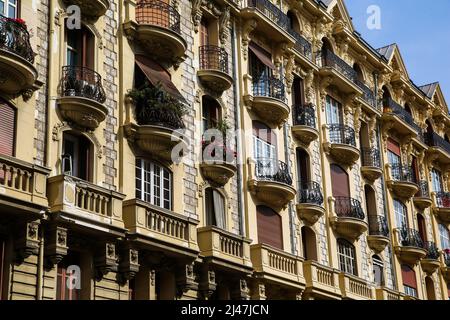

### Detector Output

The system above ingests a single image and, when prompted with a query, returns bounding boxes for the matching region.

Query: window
[401,265,417,298]
[135,159,172,210]
[372,255,384,286]
[56,251,81,300]
[202,96,221,133]
[62,132,93,182]
[205,188,226,229]
[439,224,450,249]
[301,227,317,261]
[325,95,342,124]
[394,200,407,229]
[431,169,443,192]
[66,25,94,68]
[0,0,18,18]
[337,239,357,275]
[252,121,276,160]
[0,100,15,157]
[0,239,4,300]
[257,206,283,250]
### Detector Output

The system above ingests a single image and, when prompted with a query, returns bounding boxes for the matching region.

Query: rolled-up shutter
[401,265,417,289]
[257,205,283,250]
[0,101,15,156]
[387,138,401,156]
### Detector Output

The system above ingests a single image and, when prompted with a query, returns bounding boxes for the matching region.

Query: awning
[248,41,276,70]
[135,54,186,103]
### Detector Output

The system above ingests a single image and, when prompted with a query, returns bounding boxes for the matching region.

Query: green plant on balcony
[127,81,187,129]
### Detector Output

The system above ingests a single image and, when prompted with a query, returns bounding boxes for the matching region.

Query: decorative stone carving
[95,242,118,280]
[118,248,140,284]
[219,7,230,45]
[242,19,257,60]
[231,279,250,300]
[176,263,198,297]
[191,0,203,32]
[45,226,68,268]
[52,122,103,158]
[199,269,217,300]
[15,221,40,263]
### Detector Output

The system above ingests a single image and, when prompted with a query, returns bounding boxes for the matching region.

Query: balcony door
[66,26,94,69]
[253,121,276,160]
[292,77,304,106]
[62,132,93,182]
[387,138,401,166]
[325,96,342,125]
[394,200,407,230]
[431,169,443,192]
[0,0,18,18]
[200,18,210,46]
[257,205,283,250]
[296,148,309,186]
[330,164,350,198]
[417,214,427,242]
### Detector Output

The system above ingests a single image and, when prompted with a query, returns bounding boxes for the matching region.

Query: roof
[419,83,439,99]
[376,44,396,60]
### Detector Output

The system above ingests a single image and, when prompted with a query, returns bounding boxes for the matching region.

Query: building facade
[0,0,449,300]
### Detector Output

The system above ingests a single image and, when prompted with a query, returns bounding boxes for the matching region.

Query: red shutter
[387,138,401,156]
[330,164,349,198]
[0,102,15,156]
[401,265,417,289]
[257,206,283,250]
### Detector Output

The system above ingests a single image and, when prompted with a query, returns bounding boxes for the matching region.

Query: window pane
[136,159,172,210]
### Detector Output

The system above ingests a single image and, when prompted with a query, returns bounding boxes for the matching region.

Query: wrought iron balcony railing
[298,181,323,205]
[328,124,357,147]
[246,0,290,34]
[435,191,450,208]
[389,164,417,184]
[135,0,181,34]
[368,215,389,237]
[252,75,286,101]
[382,97,421,132]
[425,132,450,155]
[317,49,358,83]
[334,197,365,220]
[0,15,35,63]
[399,228,424,248]
[415,180,430,198]
[255,158,292,185]
[293,103,316,128]
[199,45,228,74]
[288,28,312,60]
[423,241,440,260]
[59,66,106,103]
[361,148,381,168]
[355,79,376,108]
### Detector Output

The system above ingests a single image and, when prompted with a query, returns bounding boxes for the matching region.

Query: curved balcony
[386,164,418,200]
[200,140,237,186]
[248,158,296,209]
[123,106,187,162]
[62,0,110,20]
[56,66,107,130]
[329,197,367,241]
[244,75,289,127]
[381,97,421,137]
[420,242,441,275]
[292,104,319,146]
[361,148,382,182]
[442,252,450,281]
[393,228,427,265]
[198,45,232,93]
[296,181,325,225]
[323,124,360,166]
[367,215,390,254]
[425,132,450,165]
[413,181,432,210]
[123,0,186,67]
[0,16,38,95]
[432,192,450,223]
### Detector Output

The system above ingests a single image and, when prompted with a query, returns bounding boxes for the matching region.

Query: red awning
[135,54,186,103]
[248,41,276,70]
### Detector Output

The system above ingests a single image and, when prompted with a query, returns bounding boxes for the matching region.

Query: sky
[344,0,450,104]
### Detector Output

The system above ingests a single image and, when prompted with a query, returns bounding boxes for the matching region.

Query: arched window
[135,159,172,210]
[401,265,417,297]
[404,103,412,116]
[393,200,407,229]
[205,188,226,229]
[372,255,384,286]
[425,276,436,300]
[62,131,93,182]
[0,99,16,157]
[382,86,391,101]
[202,96,221,132]
[337,239,357,275]
[287,11,301,33]
[0,0,18,18]
[301,226,317,261]
[66,25,95,68]
[322,38,333,53]
[257,205,283,250]
[439,224,450,249]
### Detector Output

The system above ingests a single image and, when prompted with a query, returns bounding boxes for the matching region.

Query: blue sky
[345,0,450,104]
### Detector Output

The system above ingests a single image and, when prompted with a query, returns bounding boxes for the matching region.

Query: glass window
[135,159,172,210]
[56,251,81,300]
[373,256,384,286]
[205,188,226,229]
[0,0,17,18]
[439,224,450,250]
[325,95,342,125]
[337,239,357,275]
[62,133,92,182]
[394,200,407,229]
[431,169,443,192]
[404,285,417,298]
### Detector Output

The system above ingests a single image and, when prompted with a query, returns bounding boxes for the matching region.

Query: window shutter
[257,206,283,250]
[401,265,417,289]
[0,101,15,156]
[387,138,401,156]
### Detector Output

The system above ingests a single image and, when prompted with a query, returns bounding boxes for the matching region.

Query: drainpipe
[284,122,297,255]
[231,19,245,237]
[36,223,45,300]
[45,0,56,168]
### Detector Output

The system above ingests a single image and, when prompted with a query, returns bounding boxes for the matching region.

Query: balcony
[62,0,110,20]
[323,124,360,167]
[47,175,126,232]
[198,45,233,93]
[248,158,296,209]
[420,241,441,275]
[123,199,199,257]
[56,66,107,130]
[375,287,404,300]
[250,244,304,289]
[288,28,314,68]
[243,74,289,127]
[381,98,421,137]
[292,104,319,146]
[200,141,237,186]
[303,261,341,300]
[329,197,367,241]
[338,273,374,300]
[355,80,378,113]
[432,192,450,223]
[413,181,432,210]
[367,216,390,254]
[442,252,450,281]
[360,148,382,182]
[425,132,450,164]
[296,181,325,225]
[393,228,427,265]
[197,226,253,273]
[0,155,49,215]
[385,164,419,200]
[0,16,39,95]
[123,0,186,67]
[316,49,362,95]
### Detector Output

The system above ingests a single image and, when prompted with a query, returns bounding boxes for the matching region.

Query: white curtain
[213,190,226,229]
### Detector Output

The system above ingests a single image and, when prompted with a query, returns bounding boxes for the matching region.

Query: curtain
[213,190,225,229]
[205,189,213,226]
